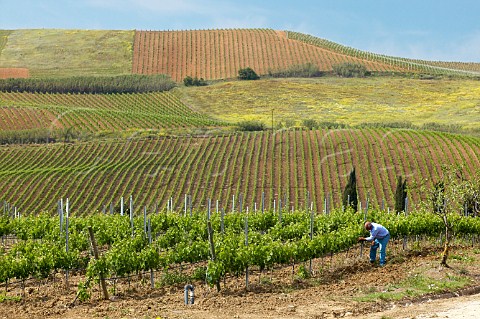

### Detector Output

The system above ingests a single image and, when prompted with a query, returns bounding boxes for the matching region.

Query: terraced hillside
[132,29,408,81]
[0,91,221,132]
[1,129,478,214]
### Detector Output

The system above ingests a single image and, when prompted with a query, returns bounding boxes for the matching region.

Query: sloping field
[0,29,134,77]
[0,91,221,132]
[287,31,480,76]
[132,29,408,81]
[0,129,478,214]
[177,77,480,130]
[0,30,10,53]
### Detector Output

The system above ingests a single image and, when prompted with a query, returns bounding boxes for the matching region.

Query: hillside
[287,31,480,75]
[0,29,134,78]
[3,77,479,136]
[0,91,222,133]
[131,29,408,81]
[2,29,480,80]
[1,128,479,214]
[0,28,479,216]
[177,77,480,131]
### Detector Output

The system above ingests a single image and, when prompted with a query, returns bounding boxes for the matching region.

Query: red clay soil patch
[0,68,29,79]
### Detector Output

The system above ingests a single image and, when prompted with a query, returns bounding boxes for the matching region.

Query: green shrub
[332,63,369,78]
[238,67,260,80]
[317,121,348,129]
[184,76,208,87]
[268,62,323,78]
[421,122,462,133]
[302,118,318,130]
[237,120,266,131]
[356,122,414,129]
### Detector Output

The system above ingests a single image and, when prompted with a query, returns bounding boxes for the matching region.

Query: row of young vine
[1,209,480,292]
[0,91,222,133]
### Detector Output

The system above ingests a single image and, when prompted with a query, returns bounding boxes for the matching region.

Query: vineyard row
[0,91,222,132]
[1,209,480,293]
[132,29,408,81]
[0,129,479,215]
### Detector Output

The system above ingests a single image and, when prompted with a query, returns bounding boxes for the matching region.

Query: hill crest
[1,28,479,80]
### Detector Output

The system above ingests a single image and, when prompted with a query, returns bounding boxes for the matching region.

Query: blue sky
[1,0,479,62]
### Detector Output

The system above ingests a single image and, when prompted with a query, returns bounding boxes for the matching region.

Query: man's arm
[364,228,379,241]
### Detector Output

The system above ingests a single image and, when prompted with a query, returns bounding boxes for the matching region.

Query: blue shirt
[365,223,389,241]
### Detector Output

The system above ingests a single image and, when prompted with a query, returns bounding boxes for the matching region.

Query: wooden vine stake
[88,227,110,300]
[206,219,221,292]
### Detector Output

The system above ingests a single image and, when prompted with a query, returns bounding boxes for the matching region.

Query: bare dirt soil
[1,243,479,319]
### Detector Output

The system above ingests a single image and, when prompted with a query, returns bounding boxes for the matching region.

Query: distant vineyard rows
[0,129,479,214]
[286,31,480,76]
[132,29,408,81]
[0,91,220,132]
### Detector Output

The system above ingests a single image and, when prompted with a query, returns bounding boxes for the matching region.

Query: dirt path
[357,293,480,319]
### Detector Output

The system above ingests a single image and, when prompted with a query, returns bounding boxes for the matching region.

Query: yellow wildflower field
[177,77,480,130]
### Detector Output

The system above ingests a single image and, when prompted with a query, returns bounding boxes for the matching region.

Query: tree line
[0,74,176,94]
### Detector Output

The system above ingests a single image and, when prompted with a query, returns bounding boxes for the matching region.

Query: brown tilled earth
[1,243,479,319]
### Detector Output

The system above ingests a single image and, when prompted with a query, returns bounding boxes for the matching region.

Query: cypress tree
[394,176,408,213]
[342,168,358,211]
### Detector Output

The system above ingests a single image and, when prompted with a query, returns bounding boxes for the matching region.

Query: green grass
[0,29,134,77]
[449,254,476,263]
[355,272,471,302]
[0,30,12,55]
[176,77,480,131]
[0,294,21,302]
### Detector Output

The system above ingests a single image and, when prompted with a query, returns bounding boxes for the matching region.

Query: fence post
[360,199,367,258]
[65,198,70,289]
[184,194,188,216]
[143,206,147,237]
[239,194,243,213]
[59,198,64,232]
[309,202,314,275]
[221,208,225,234]
[189,195,192,216]
[148,218,154,288]
[206,220,220,292]
[207,199,211,220]
[245,210,249,290]
[261,192,265,213]
[130,195,134,237]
